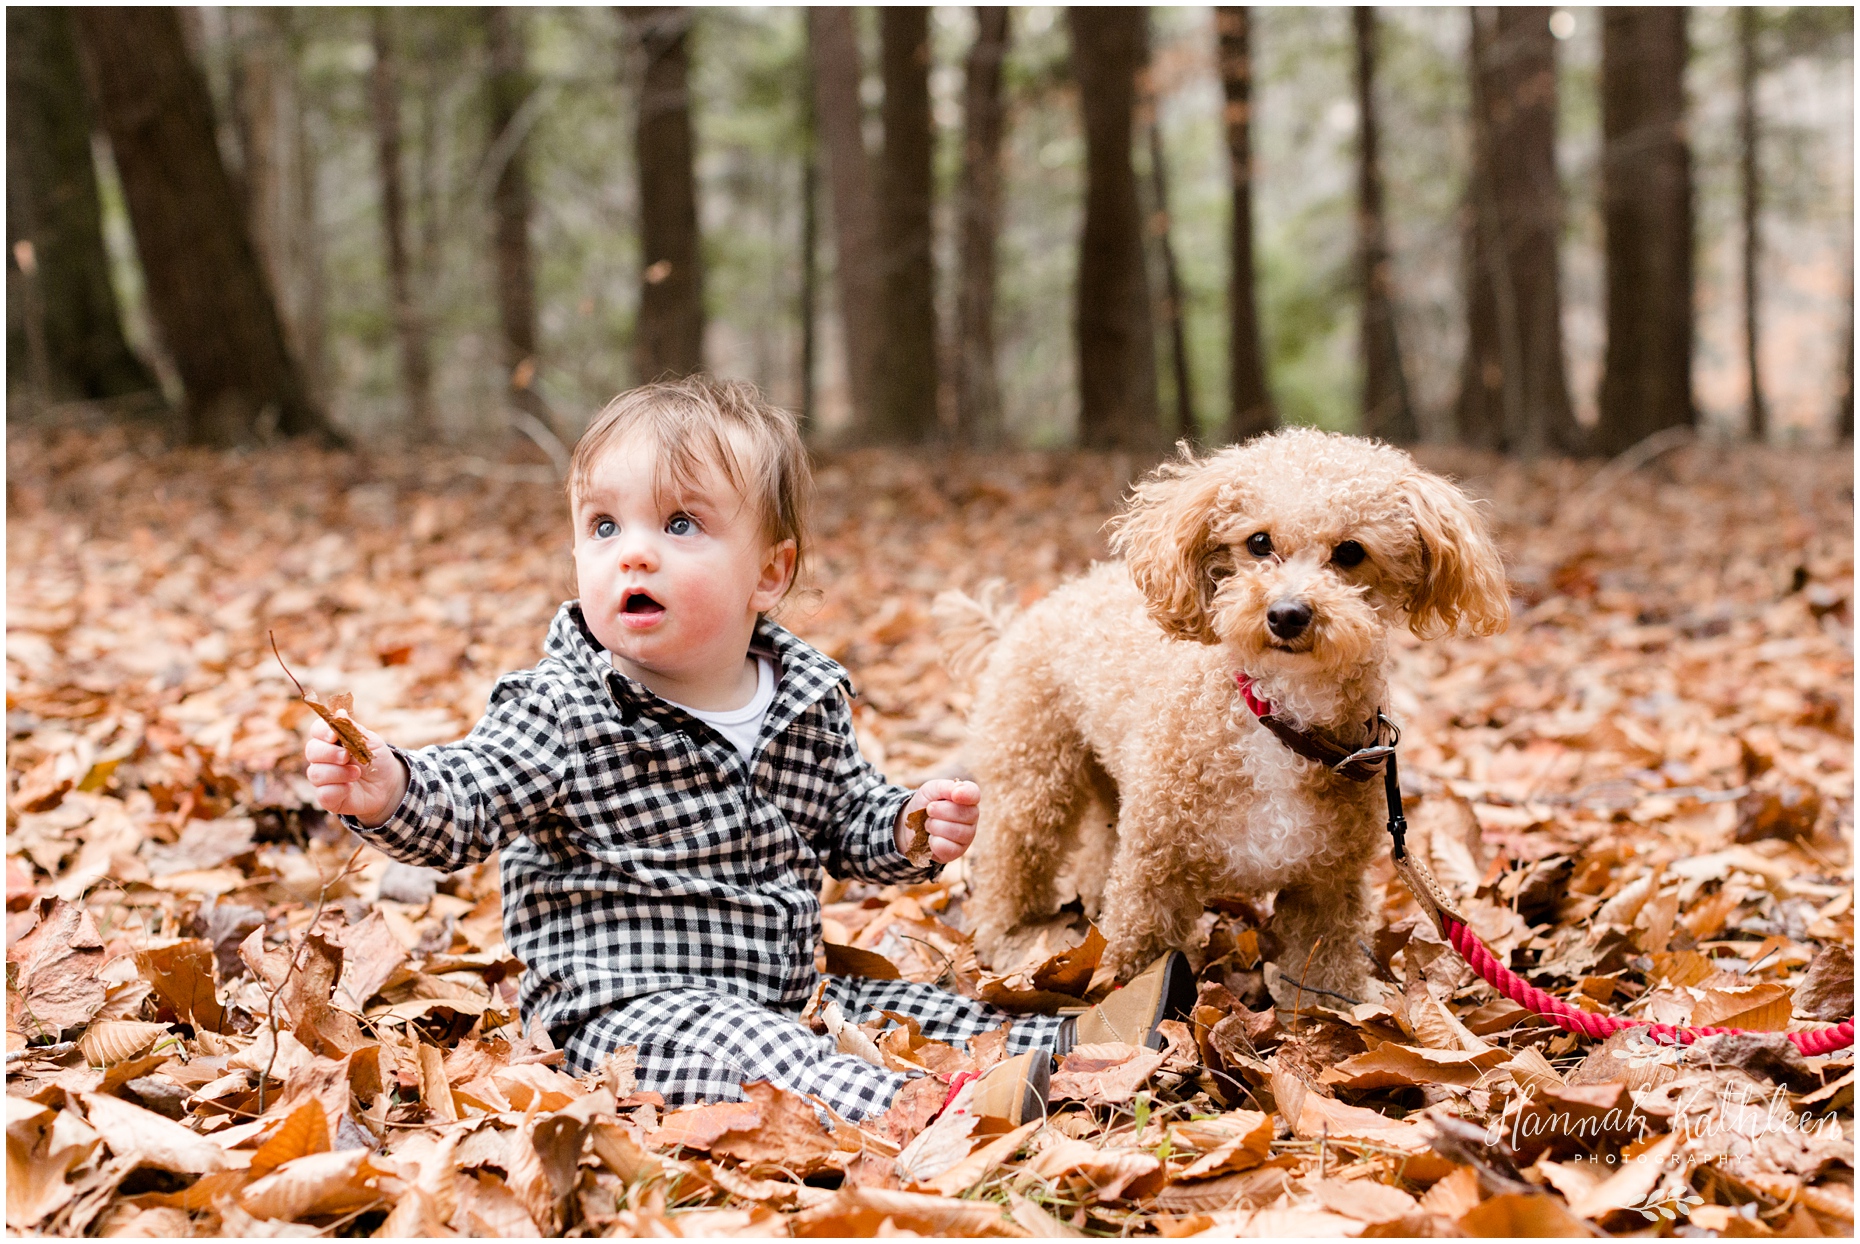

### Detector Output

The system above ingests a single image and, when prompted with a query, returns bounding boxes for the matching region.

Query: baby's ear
[1109,446,1228,644]
[1399,469,1510,638]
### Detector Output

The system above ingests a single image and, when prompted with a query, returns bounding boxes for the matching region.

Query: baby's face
[572,431,794,701]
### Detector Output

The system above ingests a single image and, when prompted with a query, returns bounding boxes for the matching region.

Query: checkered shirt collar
[546,602,851,733]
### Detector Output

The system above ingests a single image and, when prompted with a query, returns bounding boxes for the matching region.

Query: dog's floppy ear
[1399,469,1510,639]
[1109,445,1228,644]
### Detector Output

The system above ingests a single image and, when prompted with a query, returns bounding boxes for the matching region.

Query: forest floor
[6,422,1854,1238]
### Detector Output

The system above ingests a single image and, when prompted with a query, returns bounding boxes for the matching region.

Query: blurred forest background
[6,5,1854,457]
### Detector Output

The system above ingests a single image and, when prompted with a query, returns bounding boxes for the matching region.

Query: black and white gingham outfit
[345,603,1063,1119]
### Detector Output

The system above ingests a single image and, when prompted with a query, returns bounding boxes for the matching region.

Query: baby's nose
[1267,598,1313,639]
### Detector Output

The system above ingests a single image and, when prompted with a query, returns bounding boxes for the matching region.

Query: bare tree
[1215,7,1273,442]
[627,7,705,380]
[484,7,545,427]
[1597,7,1693,455]
[6,6,158,403]
[955,6,1009,448]
[799,66,819,434]
[1738,5,1766,441]
[807,8,881,434]
[1069,7,1161,452]
[74,6,328,445]
[1456,7,1578,455]
[371,9,434,436]
[1147,119,1196,439]
[874,7,938,444]
[1353,7,1416,444]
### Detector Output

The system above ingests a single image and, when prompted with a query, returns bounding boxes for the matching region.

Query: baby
[304,377,1162,1122]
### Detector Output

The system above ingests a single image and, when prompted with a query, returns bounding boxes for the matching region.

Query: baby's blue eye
[594,518,617,539]
[666,514,696,536]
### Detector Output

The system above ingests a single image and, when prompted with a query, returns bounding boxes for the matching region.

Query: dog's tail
[932,580,1018,688]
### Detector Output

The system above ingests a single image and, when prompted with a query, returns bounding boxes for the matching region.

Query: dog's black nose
[1267,599,1313,639]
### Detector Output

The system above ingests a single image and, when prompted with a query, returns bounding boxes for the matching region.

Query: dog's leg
[966,729,1097,968]
[1094,808,1207,981]
[1269,872,1377,1005]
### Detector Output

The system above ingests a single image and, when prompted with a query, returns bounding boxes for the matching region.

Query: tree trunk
[371,9,434,437]
[1738,6,1765,442]
[873,7,938,444]
[1148,119,1196,439]
[1069,7,1161,452]
[1215,7,1273,441]
[1838,247,1853,443]
[484,7,544,425]
[799,74,819,434]
[6,6,158,403]
[73,6,326,445]
[1353,7,1416,444]
[1456,7,1578,455]
[807,8,882,435]
[286,13,327,406]
[955,6,1009,449]
[628,7,705,380]
[1596,7,1693,456]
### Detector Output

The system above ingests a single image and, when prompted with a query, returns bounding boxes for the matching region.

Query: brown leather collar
[1234,672,1398,782]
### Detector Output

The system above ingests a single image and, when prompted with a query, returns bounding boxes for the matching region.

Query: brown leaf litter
[5,425,1853,1236]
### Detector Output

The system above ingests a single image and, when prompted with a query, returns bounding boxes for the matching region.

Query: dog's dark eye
[1246,532,1273,558]
[1331,540,1367,568]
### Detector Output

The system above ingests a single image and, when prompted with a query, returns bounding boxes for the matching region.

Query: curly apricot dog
[940,429,1509,1002]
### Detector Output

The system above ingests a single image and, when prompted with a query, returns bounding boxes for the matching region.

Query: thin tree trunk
[799,61,819,434]
[874,7,938,444]
[484,7,544,426]
[1354,7,1416,444]
[277,9,325,407]
[371,9,434,437]
[6,6,158,403]
[1069,7,1161,452]
[955,6,1009,448]
[628,7,705,380]
[1738,5,1766,442]
[1597,7,1693,455]
[231,10,282,280]
[807,8,882,435]
[1148,120,1196,439]
[74,6,327,445]
[1216,7,1273,442]
[1458,9,1577,455]
[1456,7,1578,456]
[1838,246,1853,443]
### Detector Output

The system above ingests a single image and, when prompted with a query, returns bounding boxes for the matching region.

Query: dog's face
[1110,429,1510,675]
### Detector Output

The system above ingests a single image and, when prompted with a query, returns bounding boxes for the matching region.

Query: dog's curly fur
[939,429,1509,1000]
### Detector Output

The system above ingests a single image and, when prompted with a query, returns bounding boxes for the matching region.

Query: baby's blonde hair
[569,376,812,598]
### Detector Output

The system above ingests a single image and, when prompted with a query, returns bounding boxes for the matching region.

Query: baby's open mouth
[622,591,663,616]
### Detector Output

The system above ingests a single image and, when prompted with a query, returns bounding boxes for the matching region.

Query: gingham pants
[559,976,1069,1121]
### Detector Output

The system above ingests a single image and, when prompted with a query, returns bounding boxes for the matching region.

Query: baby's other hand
[898,779,980,865]
[304,720,407,829]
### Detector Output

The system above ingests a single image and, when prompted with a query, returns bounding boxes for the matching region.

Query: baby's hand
[304,720,408,830]
[897,779,980,865]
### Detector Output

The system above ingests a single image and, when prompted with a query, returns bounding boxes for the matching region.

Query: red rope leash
[1232,672,1855,1055]
[1442,914,1855,1057]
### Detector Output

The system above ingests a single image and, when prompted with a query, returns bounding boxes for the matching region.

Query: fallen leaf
[77,1020,173,1067]
[7,898,106,1035]
[1690,981,1793,1030]
[248,1099,329,1177]
[1048,1041,1167,1105]
[79,1091,232,1174]
[1796,944,1854,1020]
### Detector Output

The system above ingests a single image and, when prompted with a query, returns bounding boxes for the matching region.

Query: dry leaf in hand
[903,808,932,865]
[271,633,372,766]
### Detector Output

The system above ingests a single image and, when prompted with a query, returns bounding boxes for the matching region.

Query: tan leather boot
[952,1049,1052,1125]
[1062,951,1196,1051]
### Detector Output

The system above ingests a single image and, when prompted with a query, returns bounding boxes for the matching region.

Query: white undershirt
[609,653,776,761]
